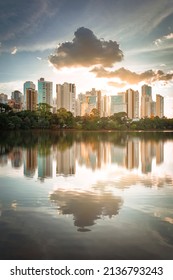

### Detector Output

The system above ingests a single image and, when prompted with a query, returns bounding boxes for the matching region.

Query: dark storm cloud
[49,27,124,68]
[91,66,173,84]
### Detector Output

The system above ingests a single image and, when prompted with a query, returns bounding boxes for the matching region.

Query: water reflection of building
[56,145,76,176]
[111,145,126,167]
[0,146,9,166]
[141,141,153,173]
[125,139,139,170]
[9,148,23,168]
[75,138,164,174]
[76,142,104,170]
[141,140,164,173]
[38,149,53,180]
[24,148,37,177]
[156,141,164,164]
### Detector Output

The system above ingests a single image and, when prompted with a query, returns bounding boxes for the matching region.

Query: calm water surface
[0,130,173,259]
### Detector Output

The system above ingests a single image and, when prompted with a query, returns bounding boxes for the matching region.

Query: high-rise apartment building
[156,94,164,118]
[56,82,76,115]
[110,93,127,115]
[11,90,23,111]
[141,84,152,118]
[102,95,110,117]
[0,93,8,104]
[126,89,139,119]
[96,90,102,116]
[38,78,53,107]
[26,88,37,111]
[11,90,22,103]
[76,88,103,116]
[76,93,86,116]
[151,101,156,117]
[24,81,36,110]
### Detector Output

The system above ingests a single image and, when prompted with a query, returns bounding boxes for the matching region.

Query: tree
[90,108,100,118]
[8,116,22,129]
[56,108,75,128]
[0,103,12,113]
[37,103,52,116]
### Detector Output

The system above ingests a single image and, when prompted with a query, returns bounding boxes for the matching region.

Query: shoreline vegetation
[0,103,173,131]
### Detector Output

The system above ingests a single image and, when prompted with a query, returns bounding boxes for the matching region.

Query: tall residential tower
[56,82,76,115]
[24,81,36,110]
[141,84,152,118]
[156,94,164,118]
[38,78,53,107]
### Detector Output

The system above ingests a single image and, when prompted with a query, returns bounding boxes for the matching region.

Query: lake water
[0,130,173,260]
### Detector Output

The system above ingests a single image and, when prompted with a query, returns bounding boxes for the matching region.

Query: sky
[0,0,173,116]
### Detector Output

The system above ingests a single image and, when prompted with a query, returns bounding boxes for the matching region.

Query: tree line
[0,102,173,130]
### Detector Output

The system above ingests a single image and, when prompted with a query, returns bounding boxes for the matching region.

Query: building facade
[0,93,8,104]
[24,81,36,110]
[141,84,152,118]
[56,82,76,115]
[26,88,37,111]
[156,94,164,118]
[110,93,127,116]
[38,78,53,107]
[126,89,139,119]
[11,90,23,111]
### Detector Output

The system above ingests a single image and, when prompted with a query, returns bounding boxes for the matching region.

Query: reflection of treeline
[0,130,75,150]
[1,130,173,155]
[74,131,128,147]
[127,131,173,142]
[1,105,173,131]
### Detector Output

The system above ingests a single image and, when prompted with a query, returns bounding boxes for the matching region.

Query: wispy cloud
[154,32,173,46]
[11,46,18,55]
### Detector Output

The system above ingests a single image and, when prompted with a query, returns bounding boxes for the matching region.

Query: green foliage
[0,103,12,113]
[1,106,173,131]
[56,108,75,128]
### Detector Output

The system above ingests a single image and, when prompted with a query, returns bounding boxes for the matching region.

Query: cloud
[0,81,24,95]
[91,67,173,84]
[108,81,127,88]
[154,32,173,46]
[164,33,173,40]
[11,47,18,55]
[49,27,124,69]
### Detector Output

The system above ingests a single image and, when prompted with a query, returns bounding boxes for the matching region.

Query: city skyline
[0,0,173,117]
[1,80,164,119]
